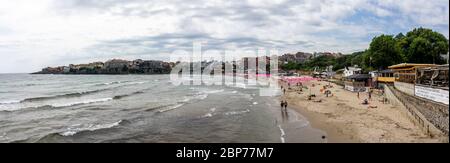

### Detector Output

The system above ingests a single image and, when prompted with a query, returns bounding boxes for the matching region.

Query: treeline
[281,27,449,72]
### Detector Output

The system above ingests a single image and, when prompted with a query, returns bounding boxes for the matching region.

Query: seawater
[0,74,325,143]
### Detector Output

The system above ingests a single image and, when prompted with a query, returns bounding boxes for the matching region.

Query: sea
[0,74,325,143]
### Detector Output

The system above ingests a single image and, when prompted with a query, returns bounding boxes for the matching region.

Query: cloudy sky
[0,0,448,73]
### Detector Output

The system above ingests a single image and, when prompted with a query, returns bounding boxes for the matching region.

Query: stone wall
[394,81,415,96]
[385,85,449,138]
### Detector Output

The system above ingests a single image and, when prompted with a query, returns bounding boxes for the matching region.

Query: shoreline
[279,78,443,143]
[290,103,359,143]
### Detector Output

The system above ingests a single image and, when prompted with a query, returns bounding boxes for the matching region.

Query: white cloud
[0,0,448,73]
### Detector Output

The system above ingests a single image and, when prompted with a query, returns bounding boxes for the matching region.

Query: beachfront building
[377,69,395,84]
[388,63,436,96]
[344,74,372,92]
[383,64,449,136]
[371,69,395,88]
[343,66,362,77]
[415,64,449,105]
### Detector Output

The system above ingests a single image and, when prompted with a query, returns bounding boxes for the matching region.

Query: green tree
[281,61,302,70]
[305,55,336,69]
[402,28,449,64]
[395,32,405,40]
[350,51,365,67]
[365,35,403,70]
[407,37,432,63]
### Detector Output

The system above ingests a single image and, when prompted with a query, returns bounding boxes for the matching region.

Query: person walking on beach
[284,101,288,111]
[283,89,286,95]
[357,91,360,99]
[280,101,284,109]
[368,91,372,101]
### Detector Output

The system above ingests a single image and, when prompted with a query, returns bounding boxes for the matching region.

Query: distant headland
[32,59,175,75]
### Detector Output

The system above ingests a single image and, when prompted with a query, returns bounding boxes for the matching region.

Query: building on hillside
[138,60,172,74]
[62,66,70,73]
[312,52,343,58]
[279,52,312,63]
[104,59,130,73]
[130,59,144,70]
[69,62,104,70]
[388,63,436,96]
[344,74,372,92]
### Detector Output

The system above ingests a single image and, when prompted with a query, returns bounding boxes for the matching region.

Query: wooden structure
[344,74,372,92]
[388,63,436,84]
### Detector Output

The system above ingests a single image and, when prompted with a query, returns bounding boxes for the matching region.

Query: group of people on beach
[279,81,290,121]
[357,89,373,105]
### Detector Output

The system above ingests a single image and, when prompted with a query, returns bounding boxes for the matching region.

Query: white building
[343,66,362,77]
[63,66,70,73]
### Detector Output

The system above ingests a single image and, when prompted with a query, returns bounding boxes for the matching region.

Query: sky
[0,0,448,73]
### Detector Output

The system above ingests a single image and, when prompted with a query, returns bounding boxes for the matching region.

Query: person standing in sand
[357,91,360,99]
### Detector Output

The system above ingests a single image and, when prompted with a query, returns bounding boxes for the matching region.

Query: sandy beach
[280,79,443,143]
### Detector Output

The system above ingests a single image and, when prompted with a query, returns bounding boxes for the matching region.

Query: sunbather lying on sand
[368,105,378,109]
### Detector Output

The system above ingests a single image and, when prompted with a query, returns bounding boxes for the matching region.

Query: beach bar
[371,69,395,88]
[376,69,395,84]
[388,63,436,96]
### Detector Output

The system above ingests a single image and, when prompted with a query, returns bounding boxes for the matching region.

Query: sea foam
[51,98,113,108]
[59,120,123,136]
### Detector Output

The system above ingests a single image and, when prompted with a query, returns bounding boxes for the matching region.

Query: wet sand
[279,79,442,143]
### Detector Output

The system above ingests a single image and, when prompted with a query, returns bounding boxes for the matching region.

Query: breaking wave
[224,109,250,116]
[0,100,21,105]
[19,88,110,103]
[201,89,224,94]
[59,120,123,136]
[50,98,113,108]
[157,104,185,113]
[200,108,216,118]
[95,81,128,86]
[113,91,144,100]
[16,82,147,104]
